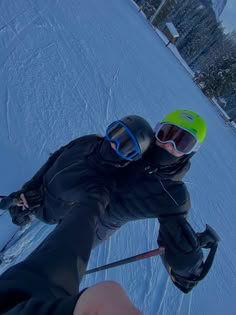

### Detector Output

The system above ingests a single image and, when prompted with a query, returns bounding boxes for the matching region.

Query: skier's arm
[157,215,204,293]
[0,193,111,314]
[0,139,81,223]
[21,140,76,192]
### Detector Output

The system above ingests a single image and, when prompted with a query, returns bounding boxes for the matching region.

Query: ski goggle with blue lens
[106,121,141,161]
[154,123,200,154]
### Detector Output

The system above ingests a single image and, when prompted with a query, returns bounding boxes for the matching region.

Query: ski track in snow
[0,211,7,217]
[4,88,11,142]
[187,293,193,315]
[105,68,120,121]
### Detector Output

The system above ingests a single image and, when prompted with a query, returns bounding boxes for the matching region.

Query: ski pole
[85,247,165,275]
[85,224,220,275]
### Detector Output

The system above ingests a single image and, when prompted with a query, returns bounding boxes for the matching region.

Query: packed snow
[0,0,235,314]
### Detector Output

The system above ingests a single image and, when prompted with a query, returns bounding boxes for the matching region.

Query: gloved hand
[1,189,43,226]
[158,216,203,293]
[20,190,43,210]
[8,205,31,226]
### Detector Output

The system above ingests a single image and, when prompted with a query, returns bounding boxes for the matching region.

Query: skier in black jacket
[0,110,218,303]
[0,115,153,315]
[94,109,219,293]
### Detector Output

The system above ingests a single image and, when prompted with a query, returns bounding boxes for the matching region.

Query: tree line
[134,0,236,118]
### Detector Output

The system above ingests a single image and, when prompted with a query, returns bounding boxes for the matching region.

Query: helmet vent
[178,112,196,122]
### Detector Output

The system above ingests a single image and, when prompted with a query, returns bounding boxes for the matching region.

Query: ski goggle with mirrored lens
[154,123,200,154]
[106,121,141,161]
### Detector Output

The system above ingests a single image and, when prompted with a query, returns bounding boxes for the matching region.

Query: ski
[0,220,38,265]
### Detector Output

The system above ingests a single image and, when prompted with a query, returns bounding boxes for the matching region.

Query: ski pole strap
[196,224,220,281]
[198,242,218,281]
[169,242,219,294]
[175,242,219,286]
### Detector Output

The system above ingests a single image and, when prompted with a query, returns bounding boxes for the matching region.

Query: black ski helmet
[106,115,154,160]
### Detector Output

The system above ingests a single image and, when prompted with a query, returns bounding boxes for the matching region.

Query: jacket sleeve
[21,139,78,191]
[1,296,79,315]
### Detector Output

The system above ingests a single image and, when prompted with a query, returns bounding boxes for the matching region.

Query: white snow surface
[211,0,227,17]
[0,0,235,314]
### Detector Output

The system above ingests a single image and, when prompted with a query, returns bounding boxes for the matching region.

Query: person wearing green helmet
[94,109,217,294]
[0,110,217,315]
[156,109,207,155]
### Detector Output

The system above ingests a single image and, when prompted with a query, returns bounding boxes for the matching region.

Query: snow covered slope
[211,0,227,17]
[0,0,235,314]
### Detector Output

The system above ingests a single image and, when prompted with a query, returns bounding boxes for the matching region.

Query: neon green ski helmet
[161,109,207,144]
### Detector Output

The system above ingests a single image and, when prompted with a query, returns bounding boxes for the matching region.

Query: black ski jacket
[20,135,191,240]
[0,135,203,315]
[21,135,124,224]
[0,135,124,315]
[23,135,201,292]
[17,135,201,287]
[95,147,191,245]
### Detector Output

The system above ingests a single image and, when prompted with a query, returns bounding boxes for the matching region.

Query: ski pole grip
[198,224,220,248]
[193,225,220,281]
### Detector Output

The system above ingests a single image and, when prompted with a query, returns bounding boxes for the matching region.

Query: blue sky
[220,0,236,32]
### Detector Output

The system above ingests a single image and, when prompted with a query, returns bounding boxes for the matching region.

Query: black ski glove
[0,190,43,226]
[8,205,31,226]
[158,216,203,293]
[6,190,43,210]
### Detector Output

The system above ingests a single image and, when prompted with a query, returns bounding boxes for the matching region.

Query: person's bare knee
[73,280,143,315]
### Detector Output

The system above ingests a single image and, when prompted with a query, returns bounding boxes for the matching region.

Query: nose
[110,142,117,150]
[164,142,175,151]
[162,141,184,157]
